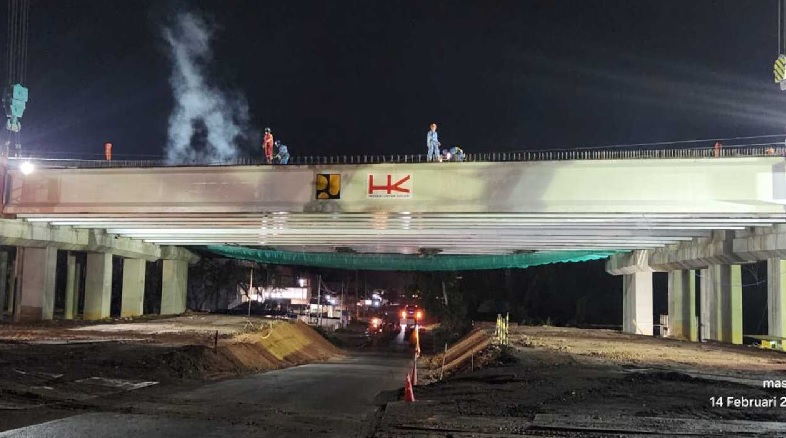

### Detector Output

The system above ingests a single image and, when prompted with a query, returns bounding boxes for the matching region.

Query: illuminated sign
[367,174,412,198]
[316,174,341,199]
[265,288,308,300]
[244,287,309,302]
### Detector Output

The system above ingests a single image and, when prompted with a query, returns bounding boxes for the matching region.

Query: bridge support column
[121,258,146,317]
[700,267,715,341]
[64,253,77,320]
[702,264,742,344]
[768,259,786,338]
[17,247,57,322]
[0,251,8,319]
[84,253,112,320]
[161,259,187,315]
[718,264,743,345]
[668,270,697,341]
[622,271,652,335]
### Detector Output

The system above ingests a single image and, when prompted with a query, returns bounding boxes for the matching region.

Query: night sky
[9,0,786,160]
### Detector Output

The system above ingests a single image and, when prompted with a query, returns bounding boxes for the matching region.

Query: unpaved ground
[376,325,786,437]
[0,314,342,432]
[9,318,786,437]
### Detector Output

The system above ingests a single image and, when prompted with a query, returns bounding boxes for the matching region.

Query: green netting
[202,245,618,271]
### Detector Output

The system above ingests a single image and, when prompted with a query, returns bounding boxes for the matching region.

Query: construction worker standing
[263,127,274,163]
[426,123,440,162]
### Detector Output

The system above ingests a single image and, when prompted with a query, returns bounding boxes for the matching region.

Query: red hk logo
[367,174,412,198]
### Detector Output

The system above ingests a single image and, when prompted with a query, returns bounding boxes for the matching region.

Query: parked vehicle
[400,305,424,331]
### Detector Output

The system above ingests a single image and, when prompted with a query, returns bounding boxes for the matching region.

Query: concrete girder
[0,218,197,263]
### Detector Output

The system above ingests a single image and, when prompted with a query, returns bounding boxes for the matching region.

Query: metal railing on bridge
[5,143,785,169]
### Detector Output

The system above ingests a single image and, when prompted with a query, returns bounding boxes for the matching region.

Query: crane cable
[6,0,29,86]
[778,0,786,56]
[5,0,28,157]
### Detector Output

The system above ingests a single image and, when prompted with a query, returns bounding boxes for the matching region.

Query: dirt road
[0,352,411,438]
[0,315,419,437]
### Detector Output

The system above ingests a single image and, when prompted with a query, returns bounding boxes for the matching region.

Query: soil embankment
[0,314,343,427]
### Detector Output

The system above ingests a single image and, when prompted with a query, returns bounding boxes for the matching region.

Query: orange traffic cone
[404,373,416,403]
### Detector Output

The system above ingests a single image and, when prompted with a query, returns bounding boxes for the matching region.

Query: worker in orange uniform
[263,127,274,163]
[713,141,722,158]
[104,142,112,161]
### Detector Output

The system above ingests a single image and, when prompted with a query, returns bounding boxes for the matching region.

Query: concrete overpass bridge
[2,145,786,346]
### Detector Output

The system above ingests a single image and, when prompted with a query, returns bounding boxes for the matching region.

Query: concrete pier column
[64,253,77,320]
[704,264,742,344]
[74,260,82,317]
[768,259,786,338]
[8,252,17,317]
[121,258,146,317]
[84,252,112,320]
[719,264,743,345]
[699,268,713,341]
[622,271,653,335]
[668,269,697,341]
[17,247,57,322]
[0,251,8,318]
[161,259,188,315]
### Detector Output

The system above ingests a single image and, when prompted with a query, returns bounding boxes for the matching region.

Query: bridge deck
[3,155,786,255]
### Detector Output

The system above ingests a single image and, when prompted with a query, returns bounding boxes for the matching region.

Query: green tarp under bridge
[201,245,618,271]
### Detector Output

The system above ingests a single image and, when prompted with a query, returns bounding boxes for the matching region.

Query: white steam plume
[162,12,249,164]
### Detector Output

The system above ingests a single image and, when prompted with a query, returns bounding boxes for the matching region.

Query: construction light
[416,311,423,319]
[19,161,34,175]
[401,310,406,319]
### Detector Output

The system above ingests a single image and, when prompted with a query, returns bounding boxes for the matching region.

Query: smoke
[162,12,250,164]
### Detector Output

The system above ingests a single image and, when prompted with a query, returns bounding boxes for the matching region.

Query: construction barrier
[493,313,509,346]
[412,355,418,386]
[412,323,420,385]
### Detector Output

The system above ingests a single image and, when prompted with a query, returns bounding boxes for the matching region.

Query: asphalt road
[0,351,413,438]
